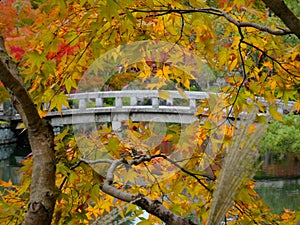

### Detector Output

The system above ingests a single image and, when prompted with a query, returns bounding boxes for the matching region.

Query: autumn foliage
[0,0,300,224]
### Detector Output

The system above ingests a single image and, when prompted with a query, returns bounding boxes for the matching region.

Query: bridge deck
[0,90,295,127]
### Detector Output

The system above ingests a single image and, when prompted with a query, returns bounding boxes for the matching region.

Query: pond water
[0,130,30,185]
[0,155,23,184]
[255,178,300,214]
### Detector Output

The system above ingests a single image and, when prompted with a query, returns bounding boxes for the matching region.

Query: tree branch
[80,155,196,225]
[241,39,298,77]
[262,0,300,39]
[130,7,293,36]
[151,154,214,191]
[205,7,292,36]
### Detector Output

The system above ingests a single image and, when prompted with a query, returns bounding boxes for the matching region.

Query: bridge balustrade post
[152,97,159,109]
[96,98,103,107]
[189,99,196,111]
[42,102,50,110]
[115,97,122,108]
[79,99,86,110]
[166,99,173,106]
[130,96,137,106]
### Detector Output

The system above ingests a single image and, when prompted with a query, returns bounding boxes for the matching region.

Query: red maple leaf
[10,46,25,60]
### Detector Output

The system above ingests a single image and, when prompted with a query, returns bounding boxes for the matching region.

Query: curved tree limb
[80,155,196,225]
[0,35,56,225]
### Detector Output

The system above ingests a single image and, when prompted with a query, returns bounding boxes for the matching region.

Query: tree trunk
[22,121,56,225]
[0,36,56,225]
[262,0,300,39]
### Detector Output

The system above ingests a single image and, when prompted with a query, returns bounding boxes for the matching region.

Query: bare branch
[241,39,298,77]
[130,7,293,36]
[151,154,214,191]
[79,158,114,165]
[227,27,247,119]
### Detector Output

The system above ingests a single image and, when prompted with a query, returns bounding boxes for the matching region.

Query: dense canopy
[0,0,299,224]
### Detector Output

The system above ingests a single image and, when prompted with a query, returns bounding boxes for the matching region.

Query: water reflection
[0,157,23,184]
[255,179,300,214]
[0,143,14,161]
[0,128,30,185]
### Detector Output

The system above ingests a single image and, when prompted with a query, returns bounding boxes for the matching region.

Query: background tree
[260,114,300,160]
[0,0,299,224]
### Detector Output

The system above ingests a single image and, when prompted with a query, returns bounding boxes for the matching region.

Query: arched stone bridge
[48,90,208,130]
[0,90,295,130]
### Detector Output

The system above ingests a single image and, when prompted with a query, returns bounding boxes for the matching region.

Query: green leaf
[269,105,283,122]
[125,9,137,24]
[55,127,69,141]
[27,51,47,69]
[64,78,77,94]
[50,93,70,112]
[137,219,152,225]
[42,60,56,76]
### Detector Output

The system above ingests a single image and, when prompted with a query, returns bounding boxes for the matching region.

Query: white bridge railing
[67,90,210,111]
[0,90,295,126]
[67,90,294,113]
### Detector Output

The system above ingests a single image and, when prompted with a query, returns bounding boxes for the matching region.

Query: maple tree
[0,0,300,225]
